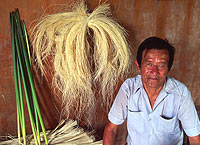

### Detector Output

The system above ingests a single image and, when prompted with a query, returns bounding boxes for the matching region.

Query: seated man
[103,36,200,145]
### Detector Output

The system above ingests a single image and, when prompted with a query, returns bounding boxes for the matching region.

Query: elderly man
[103,37,200,145]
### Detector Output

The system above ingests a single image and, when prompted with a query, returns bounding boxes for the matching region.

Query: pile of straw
[0,120,102,145]
[31,1,130,121]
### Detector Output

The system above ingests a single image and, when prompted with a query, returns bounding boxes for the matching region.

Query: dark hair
[136,36,175,70]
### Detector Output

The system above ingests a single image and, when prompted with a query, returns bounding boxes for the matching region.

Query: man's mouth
[148,77,159,80]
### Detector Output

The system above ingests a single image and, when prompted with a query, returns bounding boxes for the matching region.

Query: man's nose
[150,65,159,74]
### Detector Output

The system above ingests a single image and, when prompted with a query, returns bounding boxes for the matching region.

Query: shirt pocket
[157,116,179,134]
[127,110,145,134]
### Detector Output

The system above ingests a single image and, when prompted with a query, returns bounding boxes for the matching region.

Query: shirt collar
[162,76,176,94]
[134,75,143,94]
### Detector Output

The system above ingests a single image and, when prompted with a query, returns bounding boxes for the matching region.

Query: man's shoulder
[123,75,141,86]
[121,75,142,94]
[167,76,187,88]
[166,76,190,96]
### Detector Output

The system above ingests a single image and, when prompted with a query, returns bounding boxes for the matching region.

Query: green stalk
[10,12,22,144]
[23,23,31,66]
[14,27,39,145]
[17,60,26,143]
[18,14,47,145]
[10,8,48,145]
[23,22,41,143]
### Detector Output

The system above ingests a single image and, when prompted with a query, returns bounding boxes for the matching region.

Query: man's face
[136,49,169,90]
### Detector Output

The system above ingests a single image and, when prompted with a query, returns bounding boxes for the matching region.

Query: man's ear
[135,60,141,72]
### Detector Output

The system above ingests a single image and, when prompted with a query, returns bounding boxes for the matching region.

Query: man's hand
[189,135,200,145]
[103,121,118,145]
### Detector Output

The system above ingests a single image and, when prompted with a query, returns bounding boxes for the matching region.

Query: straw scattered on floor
[0,120,103,145]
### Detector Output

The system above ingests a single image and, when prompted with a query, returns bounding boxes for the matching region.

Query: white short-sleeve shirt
[108,75,200,145]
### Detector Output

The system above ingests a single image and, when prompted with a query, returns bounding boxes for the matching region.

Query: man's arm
[103,121,119,145]
[189,135,200,145]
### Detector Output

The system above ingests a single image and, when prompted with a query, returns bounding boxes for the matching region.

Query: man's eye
[159,64,167,68]
[146,63,152,66]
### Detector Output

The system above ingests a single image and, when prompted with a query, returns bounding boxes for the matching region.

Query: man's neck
[145,87,162,98]
[143,85,164,108]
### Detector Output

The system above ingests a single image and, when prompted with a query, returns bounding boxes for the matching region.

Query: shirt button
[149,116,152,121]
[149,132,152,137]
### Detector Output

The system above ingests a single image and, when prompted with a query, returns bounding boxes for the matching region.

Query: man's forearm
[103,129,116,145]
[103,122,118,145]
[189,135,200,145]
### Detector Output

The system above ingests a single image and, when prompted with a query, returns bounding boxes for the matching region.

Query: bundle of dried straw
[31,1,130,121]
[0,120,102,145]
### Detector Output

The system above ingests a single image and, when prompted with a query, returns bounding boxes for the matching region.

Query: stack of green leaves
[10,9,48,145]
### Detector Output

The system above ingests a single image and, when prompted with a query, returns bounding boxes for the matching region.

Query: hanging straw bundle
[31,1,130,121]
